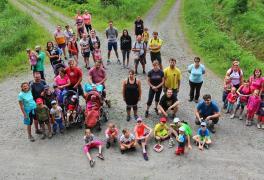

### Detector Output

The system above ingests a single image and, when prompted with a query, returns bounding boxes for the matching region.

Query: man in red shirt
[65,60,84,96]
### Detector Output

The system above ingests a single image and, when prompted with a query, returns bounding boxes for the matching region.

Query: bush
[100,0,120,6]
[233,0,248,14]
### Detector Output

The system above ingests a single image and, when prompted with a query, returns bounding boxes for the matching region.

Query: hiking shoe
[28,136,35,142]
[106,141,111,149]
[230,114,235,119]
[41,134,46,140]
[239,115,243,120]
[35,129,42,134]
[117,59,121,65]
[97,153,104,160]
[257,123,261,129]
[107,59,111,65]
[89,160,95,167]
[154,108,159,115]
[204,144,209,149]
[143,153,149,161]
[126,115,131,122]
[145,110,149,118]
[134,115,139,121]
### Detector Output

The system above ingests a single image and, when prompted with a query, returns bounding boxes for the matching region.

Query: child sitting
[66,95,78,127]
[193,122,211,151]
[175,127,186,155]
[226,87,238,116]
[83,129,104,167]
[246,89,261,126]
[35,98,52,139]
[257,94,264,129]
[222,76,232,109]
[105,123,119,149]
[50,100,64,134]
[119,128,136,154]
[154,117,169,144]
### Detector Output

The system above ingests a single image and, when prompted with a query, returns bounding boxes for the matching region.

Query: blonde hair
[85,129,91,135]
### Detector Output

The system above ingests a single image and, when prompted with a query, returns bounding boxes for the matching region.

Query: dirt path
[1,0,264,179]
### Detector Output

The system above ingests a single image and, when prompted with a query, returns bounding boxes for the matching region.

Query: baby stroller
[63,90,84,128]
[51,59,65,76]
[84,83,109,131]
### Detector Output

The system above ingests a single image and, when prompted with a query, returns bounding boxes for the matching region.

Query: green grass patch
[39,0,157,31]
[0,1,50,80]
[154,0,176,24]
[180,0,264,79]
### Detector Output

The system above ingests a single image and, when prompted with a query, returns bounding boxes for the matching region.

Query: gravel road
[1,0,263,179]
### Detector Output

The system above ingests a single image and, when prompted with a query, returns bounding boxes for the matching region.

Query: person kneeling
[154,117,169,144]
[119,129,136,154]
[193,122,212,151]
[158,88,179,118]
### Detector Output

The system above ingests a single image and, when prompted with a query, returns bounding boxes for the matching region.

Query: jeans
[147,88,162,106]
[189,80,203,100]
[53,118,64,132]
[222,91,228,108]
[122,50,130,63]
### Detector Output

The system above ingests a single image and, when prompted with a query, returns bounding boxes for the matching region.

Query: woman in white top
[226,60,244,89]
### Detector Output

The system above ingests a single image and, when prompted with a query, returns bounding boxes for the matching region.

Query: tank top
[76,15,83,26]
[83,14,91,25]
[124,78,139,105]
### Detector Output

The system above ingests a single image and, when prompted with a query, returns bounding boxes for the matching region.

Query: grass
[154,0,176,24]
[0,1,50,80]
[180,0,264,79]
[39,0,157,31]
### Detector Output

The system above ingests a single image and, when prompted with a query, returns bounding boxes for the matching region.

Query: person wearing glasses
[195,94,220,133]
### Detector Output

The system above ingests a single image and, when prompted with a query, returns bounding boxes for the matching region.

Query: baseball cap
[51,100,57,105]
[136,117,142,122]
[173,117,180,123]
[36,98,43,104]
[179,126,185,132]
[160,117,167,123]
[201,122,207,126]
[35,45,41,50]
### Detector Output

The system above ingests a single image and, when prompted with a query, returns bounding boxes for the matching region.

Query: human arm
[168,100,179,110]
[18,101,27,119]
[158,103,167,117]
[138,80,142,101]
[205,112,220,121]
[122,80,126,101]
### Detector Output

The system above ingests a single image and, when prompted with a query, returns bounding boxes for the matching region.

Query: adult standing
[148,32,163,69]
[46,41,60,66]
[68,34,79,64]
[33,45,46,80]
[75,10,84,39]
[18,82,37,142]
[83,10,92,33]
[134,16,144,36]
[145,60,164,117]
[89,30,100,62]
[249,69,263,94]
[132,35,146,74]
[195,94,220,133]
[65,60,84,97]
[120,29,132,68]
[187,57,205,103]
[54,25,67,60]
[122,69,142,121]
[164,58,182,100]
[226,60,243,89]
[64,25,73,44]
[106,20,120,65]
[80,33,91,68]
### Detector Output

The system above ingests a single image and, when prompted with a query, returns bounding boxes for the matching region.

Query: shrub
[233,0,248,14]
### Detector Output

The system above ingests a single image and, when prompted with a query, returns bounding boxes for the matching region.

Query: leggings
[147,88,162,106]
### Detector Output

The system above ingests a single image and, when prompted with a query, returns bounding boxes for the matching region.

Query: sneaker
[134,115,139,121]
[52,131,56,135]
[107,59,111,65]
[105,100,111,108]
[28,136,35,142]
[225,110,229,114]
[41,134,46,140]
[194,99,199,103]
[35,129,42,134]
[261,124,264,129]
[248,120,252,126]
[145,110,149,118]
[257,123,261,129]
[143,70,146,74]
[154,108,159,115]
[126,115,131,122]
[60,129,64,134]
[135,70,138,75]
[106,141,111,149]
[48,133,52,139]
[143,153,149,161]
[97,153,104,160]
[89,160,95,167]
[188,99,193,102]
[209,127,216,134]
[117,59,121,65]
[120,149,125,154]
[168,138,174,148]
[239,115,243,120]
[230,114,235,119]
[204,144,209,149]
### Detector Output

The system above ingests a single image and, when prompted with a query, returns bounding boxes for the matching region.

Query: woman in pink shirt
[54,68,71,90]
[83,10,92,33]
[75,10,84,39]
[246,89,261,126]
[249,68,263,94]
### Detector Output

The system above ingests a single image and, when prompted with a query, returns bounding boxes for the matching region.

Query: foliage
[233,0,248,14]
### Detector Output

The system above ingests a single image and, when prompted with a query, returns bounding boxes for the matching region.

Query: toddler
[222,75,232,109]
[66,95,78,127]
[50,100,64,134]
[105,123,119,149]
[175,127,186,155]
[246,90,261,126]
[226,87,238,116]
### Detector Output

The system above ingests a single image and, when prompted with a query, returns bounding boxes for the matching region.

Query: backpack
[229,68,242,76]
[29,52,38,66]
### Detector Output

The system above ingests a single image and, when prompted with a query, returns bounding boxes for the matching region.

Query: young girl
[257,94,264,129]
[222,76,232,109]
[175,127,186,155]
[231,80,251,119]
[83,129,104,167]
[246,90,261,126]
[105,123,118,149]
[92,42,105,68]
[226,87,238,116]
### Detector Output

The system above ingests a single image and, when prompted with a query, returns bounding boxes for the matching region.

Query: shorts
[82,51,90,58]
[23,109,36,125]
[199,136,210,142]
[83,140,102,153]
[126,104,138,111]
[258,115,264,122]
[39,119,50,125]
[175,146,185,155]
[58,43,66,49]
[137,132,150,144]
[108,42,117,51]
[134,55,146,65]
[150,51,161,64]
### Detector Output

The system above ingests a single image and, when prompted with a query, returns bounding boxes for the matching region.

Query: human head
[166,88,173,98]
[232,60,239,71]
[36,98,44,106]
[94,42,99,49]
[137,35,142,42]
[46,41,54,50]
[137,16,141,21]
[82,33,87,39]
[144,27,148,31]
[173,117,180,124]
[109,20,113,28]
[51,100,57,107]
[179,126,185,134]
[160,117,167,124]
[153,31,158,39]
[21,82,30,92]
[26,48,31,54]
[58,68,66,77]
[128,69,135,79]
[85,128,91,136]
[122,29,128,36]
[35,45,41,53]
[95,60,102,69]
[65,25,69,29]
[231,87,236,93]
[243,79,249,86]
[169,58,176,68]
[122,128,130,138]
[224,75,231,83]
[194,57,200,66]
[253,89,259,96]
[253,68,262,78]
[90,30,96,37]
[136,117,143,124]
[57,25,61,31]
[68,59,75,69]
[201,122,207,129]
[84,9,88,14]
[33,72,41,82]
[203,94,212,106]
[152,60,160,71]
[108,122,115,129]
[77,10,81,15]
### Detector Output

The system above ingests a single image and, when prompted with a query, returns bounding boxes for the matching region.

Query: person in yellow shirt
[164,58,182,99]
[142,27,149,47]
[148,31,163,69]
[154,117,170,144]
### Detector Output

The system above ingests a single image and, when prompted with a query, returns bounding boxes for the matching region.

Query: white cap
[201,122,207,126]
[173,117,180,123]
[179,127,185,132]
[72,95,77,99]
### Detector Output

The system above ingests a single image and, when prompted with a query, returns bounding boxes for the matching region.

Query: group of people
[19,10,264,168]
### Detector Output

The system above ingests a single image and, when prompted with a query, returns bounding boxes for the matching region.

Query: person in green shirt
[169,117,192,149]
[33,45,45,80]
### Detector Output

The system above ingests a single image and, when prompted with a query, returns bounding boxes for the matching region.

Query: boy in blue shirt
[193,122,212,150]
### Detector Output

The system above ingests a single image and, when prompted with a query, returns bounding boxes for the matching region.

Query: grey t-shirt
[80,38,90,53]
[133,41,145,58]
[106,27,118,43]
[119,133,135,144]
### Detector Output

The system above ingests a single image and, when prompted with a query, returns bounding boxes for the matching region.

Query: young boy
[105,122,119,149]
[154,117,169,144]
[175,127,186,155]
[50,100,65,134]
[193,122,212,150]
[41,85,57,109]
[35,98,52,139]
[134,117,152,161]
[66,95,78,127]
[119,129,136,154]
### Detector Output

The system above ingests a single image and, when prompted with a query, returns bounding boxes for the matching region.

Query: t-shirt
[249,76,264,92]
[227,68,243,86]
[30,80,46,100]
[34,51,45,71]
[133,41,145,58]
[154,123,169,137]
[54,30,66,44]
[54,74,69,86]
[106,27,118,42]
[181,123,192,136]
[197,100,220,117]
[148,38,163,53]
[65,67,82,86]
[83,14,91,25]
[120,134,135,144]
[197,128,210,137]
[84,135,94,144]
[35,105,50,122]
[120,35,132,50]
[148,69,164,87]
[88,67,106,84]
[178,134,186,147]
[134,123,147,138]
[135,20,144,33]
[79,38,90,53]
[50,106,62,119]
[18,91,36,112]
[164,67,182,89]
[188,64,205,83]
[159,94,177,111]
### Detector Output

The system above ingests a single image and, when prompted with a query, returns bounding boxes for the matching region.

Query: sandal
[97,153,104,160]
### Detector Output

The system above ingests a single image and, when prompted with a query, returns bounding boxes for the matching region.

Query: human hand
[23,113,27,119]
[188,145,192,150]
